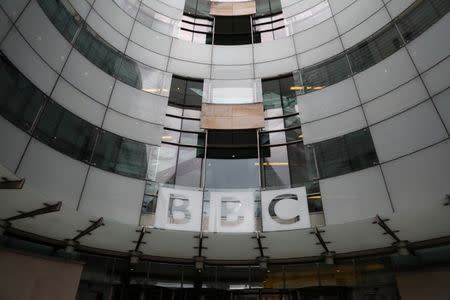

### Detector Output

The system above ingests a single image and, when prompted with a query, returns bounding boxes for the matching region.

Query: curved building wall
[0,0,449,261]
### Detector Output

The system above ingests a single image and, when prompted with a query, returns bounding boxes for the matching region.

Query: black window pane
[185,80,203,108]
[92,131,149,179]
[0,55,45,132]
[348,25,402,74]
[262,78,281,110]
[397,0,440,42]
[37,0,83,42]
[314,129,378,179]
[301,54,351,91]
[34,101,97,161]
[74,26,122,77]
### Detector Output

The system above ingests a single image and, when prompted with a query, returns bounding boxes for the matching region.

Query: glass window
[261,143,315,188]
[156,143,178,184]
[397,0,446,42]
[314,128,378,179]
[301,53,351,92]
[348,25,402,74]
[34,101,97,162]
[175,146,204,187]
[0,55,45,132]
[74,26,122,77]
[92,131,150,179]
[37,0,83,42]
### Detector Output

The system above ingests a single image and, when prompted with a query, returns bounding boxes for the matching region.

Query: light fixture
[324,252,335,265]
[257,256,269,271]
[395,241,411,256]
[64,240,78,255]
[130,250,141,265]
[194,256,206,272]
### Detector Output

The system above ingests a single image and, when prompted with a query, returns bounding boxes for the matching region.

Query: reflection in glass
[0,55,46,132]
[34,101,97,162]
[175,147,204,187]
[92,131,151,179]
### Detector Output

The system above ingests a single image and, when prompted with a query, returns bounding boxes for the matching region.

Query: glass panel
[74,26,123,77]
[314,128,378,179]
[262,78,281,110]
[179,132,205,146]
[162,129,180,144]
[203,79,263,104]
[175,146,204,187]
[301,53,351,92]
[155,143,178,184]
[397,0,441,42]
[92,131,150,179]
[0,55,45,132]
[261,143,315,188]
[348,25,403,74]
[37,0,83,42]
[34,101,97,162]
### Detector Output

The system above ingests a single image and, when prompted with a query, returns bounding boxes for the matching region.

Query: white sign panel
[209,191,255,233]
[261,187,310,231]
[154,187,203,231]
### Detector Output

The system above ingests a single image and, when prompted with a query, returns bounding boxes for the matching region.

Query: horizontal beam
[6,202,62,222]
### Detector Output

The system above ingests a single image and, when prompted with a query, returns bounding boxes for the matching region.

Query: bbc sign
[154,187,310,232]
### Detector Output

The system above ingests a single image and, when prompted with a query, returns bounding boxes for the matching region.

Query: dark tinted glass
[92,131,149,179]
[348,25,402,73]
[0,55,45,132]
[214,16,252,45]
[314,129,378,179]
[37,0,83,42]
[397,0,442,42]
[301,54,351,91]
[74,26,123,77]
[34,101,97,161]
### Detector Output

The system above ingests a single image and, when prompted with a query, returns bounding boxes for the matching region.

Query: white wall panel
[170,38,211,64]
[211,64,253,80]
[298,38,343,68]
[102,109,163,146]
[212,45,253,65]
[142,0,183,20]
[17,139,89,210]
[67,0,91,19]
[0,28,58,95]
[0,7,12,41]
[386,0,415,18]
[302,106,367,144]
[328,0,355,14]
[370,100,448,162]
[382,139,450,213]
[320,166,392,225]
[293,18,338,54]
[62,49,115,105]
[422,56,450,96]
[282,0,323,18]
[167,58,211,78]
[203,234,256,260]
[406,13,450,73]
[125,41,168,71]
[355,48,418,102]
[298,78,360,123]
[17,0,71,72]
[86,10,127,52]
[254,56,298,78]
[254,37,296,63]
[79,167,145,225]
[341,7,390,49]
[433,88,450,131]
[130,22,172,55]
[0,116,29,171]
[264,230,324,259]
[334,0,383,34]
[109,80,168,125]
[363,77,429,125]
[51,78,106,127]
[93,0,133,37]
[0,0,29,21]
